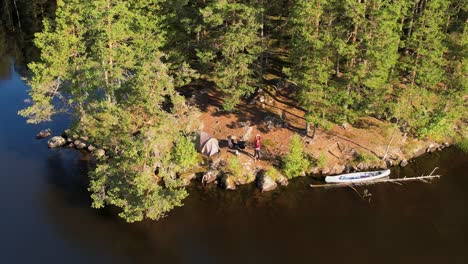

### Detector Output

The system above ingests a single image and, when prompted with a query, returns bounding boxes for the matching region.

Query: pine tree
[403,0,450,88]
[20,0,200,222]
[287,0,335,133]
[360,0,408,114]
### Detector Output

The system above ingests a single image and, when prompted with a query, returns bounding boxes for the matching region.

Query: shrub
[172,135,199,171]
[316,151,327,169]
[455,138,468,153]
[354,152,380,166]
[282,134,310,179]
[265,166,282,181]
[226,156,243,177]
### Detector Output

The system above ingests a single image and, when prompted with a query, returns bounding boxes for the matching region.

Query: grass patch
[265,166,282,181]
[455,138,468,153]
[353,152,380,167]
[401,140,420,157]
[226,156,243,177]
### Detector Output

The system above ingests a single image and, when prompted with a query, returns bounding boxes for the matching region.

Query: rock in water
[202,170,217,184]
[276,174,289,186]
[47,136,66,148]
[36,129,51,139]
[400,159,409,167]
[74,139,87,149]
[257,175,277,192]
[219,175,236,190]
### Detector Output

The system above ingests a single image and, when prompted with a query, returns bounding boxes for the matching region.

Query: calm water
[1,54,468,264]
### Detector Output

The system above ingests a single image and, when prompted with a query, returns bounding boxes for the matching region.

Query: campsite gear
[237,141,246,149]
[196,132,220,157]
[228,135,246,150]
[325,169,391,183]
[228,135,237,149]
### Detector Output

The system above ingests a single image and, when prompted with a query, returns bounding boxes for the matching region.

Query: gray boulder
[87,145,96,152]
[202,170,217,184]
[94,149,106,158]
[74,139,87,149]
[47,136,66,148]
[36,129,51,139]
[257,175,277,192]
[276,174,289,186]
[400,159,409,167]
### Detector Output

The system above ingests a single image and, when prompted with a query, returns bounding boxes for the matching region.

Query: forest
[1,0,466,222]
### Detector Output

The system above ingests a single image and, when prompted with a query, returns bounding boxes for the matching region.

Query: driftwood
[382,128,397,161]
[310,174,441,188]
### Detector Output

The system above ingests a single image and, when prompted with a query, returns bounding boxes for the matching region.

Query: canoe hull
[325,169,391,183]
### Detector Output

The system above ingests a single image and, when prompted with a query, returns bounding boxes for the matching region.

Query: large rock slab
[257,174,277,192]
[47,136,66,148]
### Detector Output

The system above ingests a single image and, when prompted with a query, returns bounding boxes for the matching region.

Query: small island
[19,0,467,223]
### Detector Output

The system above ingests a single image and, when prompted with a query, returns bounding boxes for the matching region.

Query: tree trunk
[12,0,21,30]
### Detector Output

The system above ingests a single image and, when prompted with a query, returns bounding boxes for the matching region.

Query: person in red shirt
[254,134,262,161]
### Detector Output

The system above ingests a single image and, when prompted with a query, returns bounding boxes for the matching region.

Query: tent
[196,131,220,157]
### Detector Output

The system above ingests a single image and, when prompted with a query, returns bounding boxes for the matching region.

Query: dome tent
[195,131,220,157]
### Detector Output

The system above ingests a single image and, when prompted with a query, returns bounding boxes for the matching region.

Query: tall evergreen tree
[20,0,200,222]
[287,0,335,134]
[199,0,263,110]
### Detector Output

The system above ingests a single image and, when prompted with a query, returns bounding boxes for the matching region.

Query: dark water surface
[1,57,468,264]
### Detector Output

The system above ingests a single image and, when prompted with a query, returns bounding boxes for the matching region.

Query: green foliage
[455,138,468,153]
[265,166,282,181]
[172,135,199,171]
[16,0,467,222]
[283,134,310,179]
[21,0,200,223]
[354,152,380,166]
[287,0,335,126]
[316,151,327,169]
[226,156,243,177]
[199,0,263,111]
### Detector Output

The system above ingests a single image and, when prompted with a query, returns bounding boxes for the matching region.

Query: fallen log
[310,175,441,188]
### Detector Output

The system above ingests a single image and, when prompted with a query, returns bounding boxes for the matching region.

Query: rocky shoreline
[38,128,451,193]
[43,129,106,158]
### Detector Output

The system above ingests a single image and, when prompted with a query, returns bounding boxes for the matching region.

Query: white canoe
[325,169,391,183]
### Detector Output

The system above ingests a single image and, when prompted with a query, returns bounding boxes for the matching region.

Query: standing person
[254,134,262,161]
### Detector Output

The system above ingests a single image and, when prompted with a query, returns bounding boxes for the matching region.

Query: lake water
[1,42,468,264]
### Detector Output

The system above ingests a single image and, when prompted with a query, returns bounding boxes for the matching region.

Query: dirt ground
[183,79,440,176]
